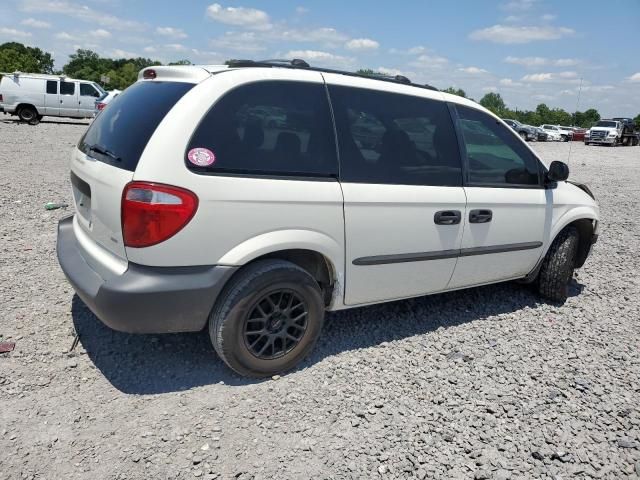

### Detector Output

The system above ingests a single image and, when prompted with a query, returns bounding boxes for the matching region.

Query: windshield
[78,81,194,171]
[595,121,617,128]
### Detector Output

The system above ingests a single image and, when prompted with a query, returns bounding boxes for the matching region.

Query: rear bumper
[57,215,237,333]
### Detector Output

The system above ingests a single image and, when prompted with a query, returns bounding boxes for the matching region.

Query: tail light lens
[0,94,3,102]
[96,102,106,111]
[122,182,198,248]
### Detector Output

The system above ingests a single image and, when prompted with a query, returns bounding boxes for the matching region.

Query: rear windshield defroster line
[78,81,194,172]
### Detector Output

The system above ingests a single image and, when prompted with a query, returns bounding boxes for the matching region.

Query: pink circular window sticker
[187,147,216,167]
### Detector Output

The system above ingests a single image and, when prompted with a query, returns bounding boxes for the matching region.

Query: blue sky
[2,0,639,116]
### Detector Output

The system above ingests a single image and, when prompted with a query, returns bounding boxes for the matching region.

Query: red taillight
[0,94,3,102]
[143,69,157,80]
[121,182,198,248]
[96,102,106,111]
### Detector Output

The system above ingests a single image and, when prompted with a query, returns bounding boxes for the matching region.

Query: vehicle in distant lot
[502,118,536,141]
[540,124,563,141]
[585,119,639,146]
[56,61,601,377]
[94,89,121,116]
[0,72,106,124]
[534,127,549,142]
[611,117,637,135]
[571,127,587,142]
[557,126,574,141]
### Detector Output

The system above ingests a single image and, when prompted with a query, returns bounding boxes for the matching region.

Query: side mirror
[547,161,569,182]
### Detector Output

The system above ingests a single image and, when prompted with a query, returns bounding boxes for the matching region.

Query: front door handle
[469,209,493,223]
[434,210,461,225]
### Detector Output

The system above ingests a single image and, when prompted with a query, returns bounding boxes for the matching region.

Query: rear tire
[18,106,39,124]
[209,259,325,377]
[537,227,579,303]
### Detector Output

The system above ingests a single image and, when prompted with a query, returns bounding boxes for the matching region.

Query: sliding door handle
[469,209,493,223]
[434,210,461,225]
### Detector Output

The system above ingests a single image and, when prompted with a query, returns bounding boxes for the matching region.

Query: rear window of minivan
[78,81,193,171]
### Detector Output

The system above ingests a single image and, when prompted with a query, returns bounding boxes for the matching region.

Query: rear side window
[328,85,462,186]
[46,80,57,94]
[60,81,75,95]
[456,105,541,186]
[79,81,193,171]
[187,81,337,177]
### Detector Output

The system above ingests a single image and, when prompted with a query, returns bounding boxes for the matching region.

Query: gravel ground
[1,115,639,480]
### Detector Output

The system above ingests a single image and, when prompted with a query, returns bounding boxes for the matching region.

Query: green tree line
[1,42,190,90]
[2,43,638,127]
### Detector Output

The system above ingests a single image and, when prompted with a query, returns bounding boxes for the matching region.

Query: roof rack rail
[225,58,439,92]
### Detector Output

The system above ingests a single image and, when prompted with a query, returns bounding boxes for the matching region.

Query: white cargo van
[0,72,106,124]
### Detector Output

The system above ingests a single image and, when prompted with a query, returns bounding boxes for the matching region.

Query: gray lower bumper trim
[57,216,238,334]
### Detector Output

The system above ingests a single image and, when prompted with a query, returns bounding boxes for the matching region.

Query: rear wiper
[89,144,121,162]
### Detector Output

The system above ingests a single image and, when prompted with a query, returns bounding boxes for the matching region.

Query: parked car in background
[0,72,105,124]
[534,127,549,142]
[56,61,600,377]
[540,125,564,141]
[571,127,587,141]
[502,118,536,141]
[94,89,121,115]
[558,126,574,142]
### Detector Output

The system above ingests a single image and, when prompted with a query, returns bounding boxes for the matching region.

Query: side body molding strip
[353,241,543,266]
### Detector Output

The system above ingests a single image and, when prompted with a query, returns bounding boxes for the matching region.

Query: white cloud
[458,66,488,74]
[504,56,580,67]
[0,27,32,38]
[94,29,111,39]
[541,13,557,21]
[22,0,143,30]
[482,86,498,92]
[409,53,449,69]
[469,24,574,44]
[165,43,188,52]
[628,73,640,82]
[295,6,309,14]
[345,38,379,51]
[143,46,157,53]
[111,48,141,58]
[21,18,51,28]
[278,27,348,45]
[156,27,187,39]
[284,49,353,67]
[499,78,523,87]
[521,73,553,82]
[55,31,76,41]
[521,72,580,83]
[206,3,271,30]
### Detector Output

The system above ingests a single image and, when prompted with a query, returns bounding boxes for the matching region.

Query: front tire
[538,227,579,303]
[209,259,325,377]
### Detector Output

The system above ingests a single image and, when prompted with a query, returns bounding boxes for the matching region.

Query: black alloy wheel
[243,289,308,360]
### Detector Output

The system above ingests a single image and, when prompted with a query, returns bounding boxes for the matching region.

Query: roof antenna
[567,77,583,167]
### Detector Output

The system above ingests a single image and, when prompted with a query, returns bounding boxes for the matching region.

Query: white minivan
[0,72,105,124]
[56,61,600,377]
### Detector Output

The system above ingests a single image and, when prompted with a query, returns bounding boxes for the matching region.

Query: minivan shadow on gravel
[72,279,571,395]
